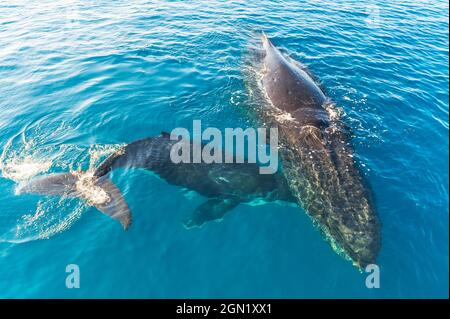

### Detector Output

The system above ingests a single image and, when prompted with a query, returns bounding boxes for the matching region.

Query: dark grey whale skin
[18,133,295,230]
[258,34,380,268]
[95,133,295,225]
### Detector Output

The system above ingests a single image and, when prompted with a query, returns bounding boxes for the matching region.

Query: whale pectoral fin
[94,177,132,230]
[183,197,240,229]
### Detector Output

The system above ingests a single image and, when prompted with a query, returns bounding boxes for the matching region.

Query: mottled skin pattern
[259,34,380,267]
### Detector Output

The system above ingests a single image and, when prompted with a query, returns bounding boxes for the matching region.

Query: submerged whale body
[17,35,380,268]
[17,133,295,230]
[255,34,381,267]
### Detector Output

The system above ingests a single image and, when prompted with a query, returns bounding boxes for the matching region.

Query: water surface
[0,0,448,298]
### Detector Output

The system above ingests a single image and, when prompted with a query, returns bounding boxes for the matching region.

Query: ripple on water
[0,0,448,298]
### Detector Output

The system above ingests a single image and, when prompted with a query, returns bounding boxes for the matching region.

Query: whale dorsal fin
[183,196,240,229]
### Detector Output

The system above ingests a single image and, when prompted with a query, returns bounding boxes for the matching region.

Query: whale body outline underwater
[16,34,380,268]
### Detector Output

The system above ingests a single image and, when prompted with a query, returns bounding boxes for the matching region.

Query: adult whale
[255,34,380,267]
[17,133,295,230]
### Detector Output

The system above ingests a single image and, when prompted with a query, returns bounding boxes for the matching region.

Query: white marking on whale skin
[182,189,196,200]
[217,176,230,183]
[273,111,296,123]
[246,198,267,206]
[244,198,298,208]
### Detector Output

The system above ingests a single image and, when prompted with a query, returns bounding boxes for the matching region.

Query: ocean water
[0,0,448,298]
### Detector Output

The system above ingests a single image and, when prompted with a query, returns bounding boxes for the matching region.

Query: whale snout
[261,32,271,49]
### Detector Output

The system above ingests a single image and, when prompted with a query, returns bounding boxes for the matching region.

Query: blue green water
[0,0,448,298]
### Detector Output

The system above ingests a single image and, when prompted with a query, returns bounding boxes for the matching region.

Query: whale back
[262,35,328,127]
[258,35,381,268]
[94,135,173,177]
[93,133,294,202]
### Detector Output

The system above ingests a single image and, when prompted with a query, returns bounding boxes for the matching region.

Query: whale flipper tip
[183,197,240,229]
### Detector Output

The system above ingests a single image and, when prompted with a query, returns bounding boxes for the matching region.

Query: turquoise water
[0,0,448,298]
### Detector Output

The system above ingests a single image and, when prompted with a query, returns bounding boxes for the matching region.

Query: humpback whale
[253,34,381,267]
[17,133,295,230]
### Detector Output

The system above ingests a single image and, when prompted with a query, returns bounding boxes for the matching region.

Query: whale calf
[253,34,381,267]
[17,133,295,230]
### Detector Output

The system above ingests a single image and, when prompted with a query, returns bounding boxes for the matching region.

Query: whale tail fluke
[16,172,132,230]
